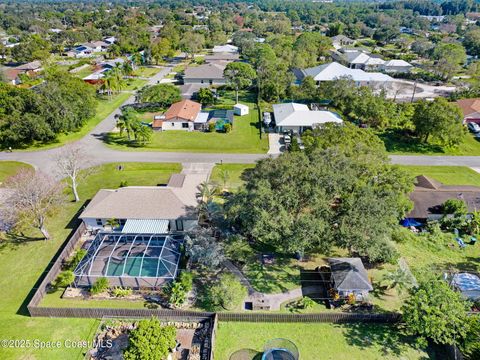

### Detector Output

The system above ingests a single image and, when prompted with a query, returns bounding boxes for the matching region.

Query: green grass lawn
[0,161,33,183]
[104,91,268,153]
[399,165,480,186]
[18,92,131,151]
[380,129,480,155]
[134,66,161,78]
[123,78,147,91]
[0,162,181,359]
[72,65,95,79]
[210,163,255,189]
[214,322,431,360]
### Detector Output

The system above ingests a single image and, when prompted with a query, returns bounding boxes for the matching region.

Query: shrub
[120,181,128,187]
[443,198,467,215]
[208,121,216,132]
[112,287,133,297]
[66,249,87,270]
[164,272,193,307]
[91,277,109,294]
[54,270,75,288]
[224,123,232,133]
[298,296,315,309]
[205,273,247,311]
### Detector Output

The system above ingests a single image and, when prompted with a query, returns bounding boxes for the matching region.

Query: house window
[96,219,102,226]
[175,219,184,231]
[209,80,213,85]
[182,123,189,129]
[201,80,204,84]
[171,123,175,127]
[119,219,126,226]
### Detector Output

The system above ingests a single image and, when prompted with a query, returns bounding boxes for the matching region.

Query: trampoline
[262,339,299,360]
[74,232,182,288]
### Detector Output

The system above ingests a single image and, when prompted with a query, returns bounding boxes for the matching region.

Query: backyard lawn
[105,91,269,153]
[134,66,161,77]
[0,162,181,360]
[399,165,480,186]
[214,322,431,360]
[0,161,33,183]
[380,129,480,155]
[18,92,131,151]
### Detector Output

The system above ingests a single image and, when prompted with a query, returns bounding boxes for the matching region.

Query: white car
[263,112,271,126]
[468,122,480,133]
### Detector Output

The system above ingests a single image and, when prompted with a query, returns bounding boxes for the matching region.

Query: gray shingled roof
[328,258,373,292]
[184,61,227,80]
[79,187,197,220]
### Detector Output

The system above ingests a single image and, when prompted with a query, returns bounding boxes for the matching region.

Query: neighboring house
[328,258,373,301]
[84,41,109,52]
[457,98,480,124]
[152,99,205,131]
[70,45,94,58]
[331,35,355,49]
[272,103,343,134]
[2,60,43,85]
[79,181,198,233]
[295,62,394,88]
[104,36,116,45]
[382,59,413,73]
[183,61,227,86]
[407,175,480,221]
[212,44,238,53]
[204,53,240,62]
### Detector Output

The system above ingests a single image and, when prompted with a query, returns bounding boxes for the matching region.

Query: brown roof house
[407,175,480,220]
[79,175,199,233]
[152,99,209,131]
[457,98,480,124]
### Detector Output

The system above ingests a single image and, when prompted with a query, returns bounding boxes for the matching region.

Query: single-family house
[328,258,373,301]
[71,45,94,58]
[79,180,198,233]
[104,36,116,45]
[331,35,355,49]
[2,60,43,85]
[457,98,480,124]
[272,103,343,134]
[295,62,394,88]
[407,175,480,221]
[332,49,385,71]
[152,99,208,131]
[212,44,238,54]
[183,61,227,86]
[204,53,240,62]
[382,59,413,73]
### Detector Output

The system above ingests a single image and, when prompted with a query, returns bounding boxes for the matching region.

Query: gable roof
[328,258,373,292]
[184,61,227,80]
[164,100,202,122]
[331,35,353,43]
[15,60,42,71]
[301,62,393,83]
[272,103,342,127]
[384,59,412,67]
[457,98,480,118]
[79,186,196,220]
[408,175,480,218]
[212,44,238,53]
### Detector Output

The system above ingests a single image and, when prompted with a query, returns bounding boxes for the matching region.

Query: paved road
[1,65,480,174]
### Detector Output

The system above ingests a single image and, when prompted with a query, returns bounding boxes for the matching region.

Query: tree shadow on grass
[378,129,445,154]
[16,200,90,317]
[103,133,144,148]
[337,323,431,359]
[0,233,45,251]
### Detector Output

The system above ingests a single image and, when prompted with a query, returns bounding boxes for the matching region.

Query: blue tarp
[452,273,480,300]
[400,218,422,227]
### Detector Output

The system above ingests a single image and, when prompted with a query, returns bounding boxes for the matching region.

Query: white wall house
[80,185,198,233]
[273,103,343,134]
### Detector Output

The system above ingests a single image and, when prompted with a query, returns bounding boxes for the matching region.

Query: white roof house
[273,103,342,133]
[382,59,413,73]
[301,62,393,84]
[212,44,239,54]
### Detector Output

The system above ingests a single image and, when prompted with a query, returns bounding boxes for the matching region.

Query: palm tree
[218,168,230,191]
[197,181,218,204]
[105,218,120,230]
[100,72,115,99]
[133,124,152,145]
[122,61,134,77]
[116,108,138,141]
[382,268,415,294]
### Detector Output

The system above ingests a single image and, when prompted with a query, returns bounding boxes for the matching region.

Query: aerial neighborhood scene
[2,0,480,359]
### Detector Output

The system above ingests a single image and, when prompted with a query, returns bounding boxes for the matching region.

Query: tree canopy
[135,84,181,109]
[226,124,413,262]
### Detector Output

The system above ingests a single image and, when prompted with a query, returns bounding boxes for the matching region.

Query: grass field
[18,92,131,151]
[399,165,480,186]
[72,65,94,79]
[0,161,33,183]
[214,322,430,360]
[105,91,269,153]
[134,66,161,77]
[381,129,480,155]
[210,163,255,189]
[123,78,147,91]
[0,162,181,359]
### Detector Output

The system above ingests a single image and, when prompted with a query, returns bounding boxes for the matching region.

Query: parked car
[263,112,271,126]
[468,122,480,133]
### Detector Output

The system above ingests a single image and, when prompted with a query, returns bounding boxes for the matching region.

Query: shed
[234,103,249,116]
[328,257,373,301]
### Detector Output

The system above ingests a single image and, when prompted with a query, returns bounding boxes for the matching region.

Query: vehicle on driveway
[468,122,480,133]
[263,112,271,126]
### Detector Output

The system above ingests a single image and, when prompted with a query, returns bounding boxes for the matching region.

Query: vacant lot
[214,322,430,360]
[0,162,181,359]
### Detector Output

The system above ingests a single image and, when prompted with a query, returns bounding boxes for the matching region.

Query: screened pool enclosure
[74,232,182,288]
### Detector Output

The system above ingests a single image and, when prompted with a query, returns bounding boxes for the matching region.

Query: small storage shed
[234,103,249,116]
